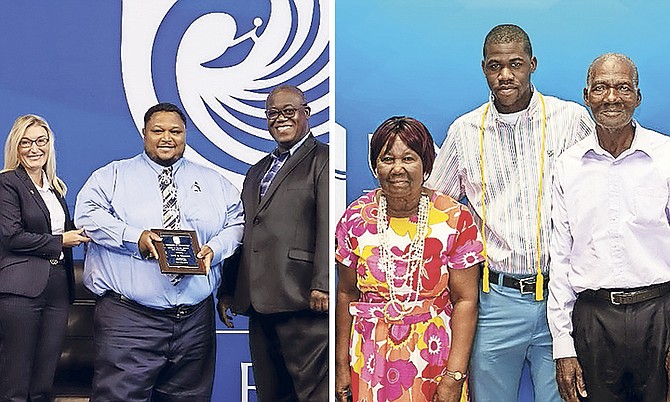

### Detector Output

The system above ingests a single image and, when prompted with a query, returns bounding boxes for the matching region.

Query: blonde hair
[2,114,67,196]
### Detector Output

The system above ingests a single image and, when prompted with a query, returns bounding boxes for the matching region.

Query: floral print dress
[336,190,484,402]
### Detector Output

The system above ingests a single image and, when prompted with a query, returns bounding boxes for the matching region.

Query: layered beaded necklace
[377,192,430,318]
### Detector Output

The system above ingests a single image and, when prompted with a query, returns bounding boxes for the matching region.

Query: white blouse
[33,171,65,235]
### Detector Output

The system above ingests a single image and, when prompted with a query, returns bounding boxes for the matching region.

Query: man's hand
[556,357,587,402]
[309,289,328,312]
[216,295,236,328]
[138,230,161,259]
[197,244,214,274]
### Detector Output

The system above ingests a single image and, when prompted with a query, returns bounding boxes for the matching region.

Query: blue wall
[0,2,138,203]
[336,0,670,201]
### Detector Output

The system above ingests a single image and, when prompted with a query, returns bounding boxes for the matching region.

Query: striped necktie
[158,167,183,285]
[259,151,289,200]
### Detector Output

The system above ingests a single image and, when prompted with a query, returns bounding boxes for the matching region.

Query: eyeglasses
[19,136,49,149]
[265,105,308,120]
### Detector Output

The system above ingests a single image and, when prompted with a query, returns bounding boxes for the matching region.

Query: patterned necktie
[158,167,183,285]
[259,151,289,200]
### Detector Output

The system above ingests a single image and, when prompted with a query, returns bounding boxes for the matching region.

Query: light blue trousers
[469,281,560,402]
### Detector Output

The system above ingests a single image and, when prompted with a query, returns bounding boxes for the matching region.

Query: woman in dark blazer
[0,115,89,401]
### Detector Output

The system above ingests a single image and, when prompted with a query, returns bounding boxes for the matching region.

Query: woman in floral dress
[335,117,483,402]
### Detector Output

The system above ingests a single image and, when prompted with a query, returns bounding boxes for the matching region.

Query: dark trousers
[573,291,670,402]
[249,310,328,402]
[91,293,215,402]
[0,265,69,402]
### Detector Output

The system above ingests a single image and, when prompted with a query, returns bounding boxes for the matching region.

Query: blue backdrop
[336,0,670,200]
[335,1,670,400]
[0,2,328,401]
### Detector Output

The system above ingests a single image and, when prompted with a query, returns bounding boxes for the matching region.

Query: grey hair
[586,53,639,88]
[266,85,307,107]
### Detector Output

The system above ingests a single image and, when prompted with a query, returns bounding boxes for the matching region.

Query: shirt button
[253,217,260,225]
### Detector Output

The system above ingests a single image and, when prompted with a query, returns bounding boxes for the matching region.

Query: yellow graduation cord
[478,93,546,301]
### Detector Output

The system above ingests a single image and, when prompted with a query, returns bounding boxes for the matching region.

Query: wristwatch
[445,370,467,381]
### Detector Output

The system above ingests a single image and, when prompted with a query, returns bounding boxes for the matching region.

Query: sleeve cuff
[310,275,328,292]
[552,334,577,359]
[310,284,328,293]
[202,243,223,267]
[122,226,144,258]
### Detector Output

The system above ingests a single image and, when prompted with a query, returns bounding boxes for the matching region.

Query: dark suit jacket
[222,134,328,315]
[0,165,75,302]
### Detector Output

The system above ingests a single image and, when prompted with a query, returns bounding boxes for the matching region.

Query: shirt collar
[272,131,310,159]
[33,170,51,192]
[488,83,540,120]
[142,152,184,175]
[581,119,651,160]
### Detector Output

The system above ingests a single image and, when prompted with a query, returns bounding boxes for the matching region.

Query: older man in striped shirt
[427,24,594,401]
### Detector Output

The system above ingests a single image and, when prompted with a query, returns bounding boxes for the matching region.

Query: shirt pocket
[633,186,668,224]
[288,248,314,262]
[181,191,223,233]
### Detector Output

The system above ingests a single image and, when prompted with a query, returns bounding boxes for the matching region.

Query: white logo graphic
[121,0,329,188]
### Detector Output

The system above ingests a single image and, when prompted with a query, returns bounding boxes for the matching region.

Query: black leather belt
[580,282,670,306]
[488,270,549,295]
[105,291,209,319]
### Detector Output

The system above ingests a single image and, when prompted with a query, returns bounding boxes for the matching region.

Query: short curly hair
[143,102,187,127]
[483,24,532,58]
[369,116,436,177]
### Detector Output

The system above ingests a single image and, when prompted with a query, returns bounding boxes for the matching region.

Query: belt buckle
[176,305,188,318]
[610,291,624,305]
[519,277,536,295]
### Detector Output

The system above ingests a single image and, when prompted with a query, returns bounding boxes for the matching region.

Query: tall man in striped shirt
[426,24,594,401]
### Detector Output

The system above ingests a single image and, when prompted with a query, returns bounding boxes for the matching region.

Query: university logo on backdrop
[121,0,329,188]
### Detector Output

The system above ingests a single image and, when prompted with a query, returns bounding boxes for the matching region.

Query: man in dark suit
[218,85,329,402]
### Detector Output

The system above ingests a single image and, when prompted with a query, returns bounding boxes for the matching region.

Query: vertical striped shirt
[427,90,594,275]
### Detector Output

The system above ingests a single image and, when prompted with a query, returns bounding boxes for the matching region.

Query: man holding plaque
[75,102,244,402]
[218,85,329,402]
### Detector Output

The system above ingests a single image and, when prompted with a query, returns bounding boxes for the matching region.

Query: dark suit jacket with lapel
[222,134,328,315]
[0,165,75,302]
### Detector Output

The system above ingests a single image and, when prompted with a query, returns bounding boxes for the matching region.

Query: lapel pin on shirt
[192,181,201,192]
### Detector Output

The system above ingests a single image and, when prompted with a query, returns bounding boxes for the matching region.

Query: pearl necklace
[377,192,430,319]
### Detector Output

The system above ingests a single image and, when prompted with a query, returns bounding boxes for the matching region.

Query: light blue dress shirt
[75,153,244,309]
